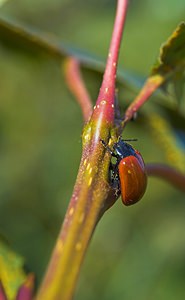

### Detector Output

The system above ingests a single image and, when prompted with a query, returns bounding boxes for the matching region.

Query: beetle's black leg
[100,139,119,158]
[101,139,120,197]
[100,139,113,154]
[110,162,120,190]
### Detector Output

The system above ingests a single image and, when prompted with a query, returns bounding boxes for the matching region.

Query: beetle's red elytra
[118,154,147,205]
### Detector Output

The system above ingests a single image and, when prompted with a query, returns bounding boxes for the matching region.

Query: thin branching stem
[119,75,164,131]
[64,57,93,122]
[146,163,185,192]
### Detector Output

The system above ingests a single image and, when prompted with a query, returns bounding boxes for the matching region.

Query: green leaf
[0,240,26,300]
[152,22,185,103]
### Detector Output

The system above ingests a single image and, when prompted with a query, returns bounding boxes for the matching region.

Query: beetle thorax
[114,141,136,160]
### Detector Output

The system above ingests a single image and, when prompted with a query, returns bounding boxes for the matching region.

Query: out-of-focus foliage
[0,17,142,93]
[0,1,185,300]
[0,0,9,7]
[0,240,26,299]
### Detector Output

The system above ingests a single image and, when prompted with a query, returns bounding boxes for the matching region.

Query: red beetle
[104,139,147,206]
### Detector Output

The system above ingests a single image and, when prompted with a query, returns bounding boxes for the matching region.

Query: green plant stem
[35,144,111,300]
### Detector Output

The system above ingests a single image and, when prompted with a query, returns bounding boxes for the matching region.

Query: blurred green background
[0,0,185,299]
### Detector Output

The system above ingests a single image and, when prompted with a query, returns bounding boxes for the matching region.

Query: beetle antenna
[123,138,138,142]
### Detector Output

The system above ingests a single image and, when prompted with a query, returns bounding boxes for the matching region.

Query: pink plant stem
[146,163,185,192]
[64,57,93,122]
[36,1,128,300]
[16,274,35,300]
[0,281,7,300]
[93,0,128,124]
